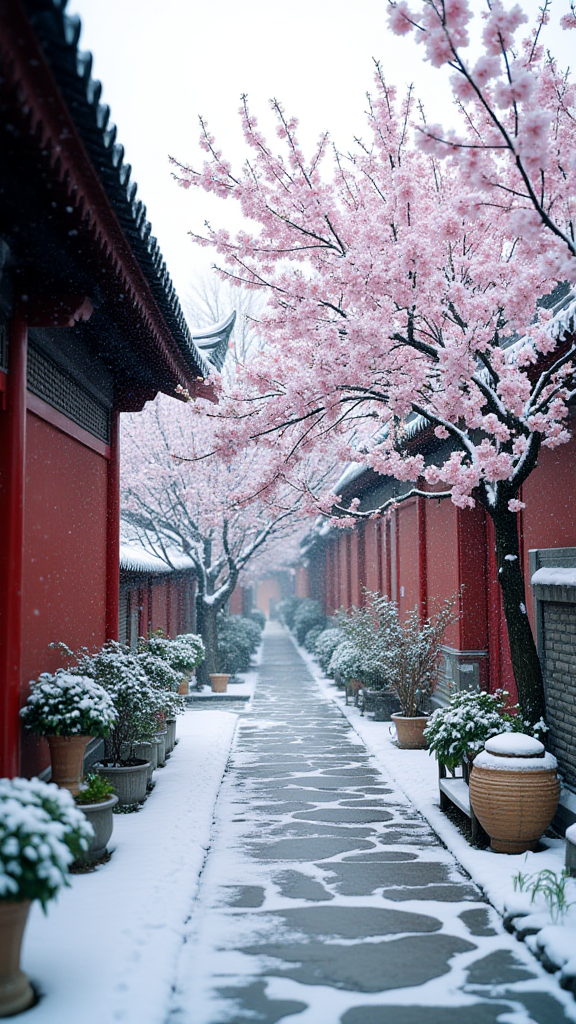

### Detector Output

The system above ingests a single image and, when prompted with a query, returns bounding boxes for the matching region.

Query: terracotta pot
[76,795,118,863]
[391,713,429,750]
[209,673,230,694]
[469,736,559,854]
[0,900,34,1018]
[47,734,92,795]
[178,672,192,696]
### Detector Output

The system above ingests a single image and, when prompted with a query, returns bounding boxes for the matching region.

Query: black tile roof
[23,0,227,381]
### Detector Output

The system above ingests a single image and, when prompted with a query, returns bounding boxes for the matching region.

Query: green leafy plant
[0,778,93,910]
[511,869,575,924]
[217,615,262,675]
[74,773,115,805]
[425,689,547,771]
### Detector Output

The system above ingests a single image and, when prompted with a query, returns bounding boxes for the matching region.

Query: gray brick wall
[543,601,576,790]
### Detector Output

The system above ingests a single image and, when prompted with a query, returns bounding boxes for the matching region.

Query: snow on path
[169,625,576,1024]
[21,709,239,1024]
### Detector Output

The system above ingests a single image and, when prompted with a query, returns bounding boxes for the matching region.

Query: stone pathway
[169,625,575,1024]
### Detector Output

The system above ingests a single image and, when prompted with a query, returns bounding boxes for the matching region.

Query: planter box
[76,794,118,863]
[95,759,149,807]
[362,690,401,721]
[165,718,176,754]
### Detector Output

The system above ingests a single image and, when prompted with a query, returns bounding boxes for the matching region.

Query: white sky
[68,0,573,313]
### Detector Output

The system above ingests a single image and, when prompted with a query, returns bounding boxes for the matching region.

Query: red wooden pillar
[0,314,28,776]
[417,496,428,623]
[105,409,120,641]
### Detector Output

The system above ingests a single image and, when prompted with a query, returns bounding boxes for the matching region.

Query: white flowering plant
[20,670,117,738]
[71,643,168,765]
[141,632,205,674]
[0,777,93,910]
[424,689,548,771]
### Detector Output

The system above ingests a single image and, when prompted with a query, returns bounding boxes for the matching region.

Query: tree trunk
[490,506,546,727]
[195,594,219,685]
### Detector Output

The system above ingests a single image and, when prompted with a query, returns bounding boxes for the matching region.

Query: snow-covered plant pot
[74,773,118,864]
[72,643,168,766]
[154,730,168,766]
[0,778,93,1016]
[424,689,541,771]
[20,670,117,794]
[469,733,560,854]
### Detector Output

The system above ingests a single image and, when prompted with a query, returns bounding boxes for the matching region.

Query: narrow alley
[169,625,574,1024]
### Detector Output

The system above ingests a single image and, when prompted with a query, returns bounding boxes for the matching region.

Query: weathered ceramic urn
[469,732,559,854]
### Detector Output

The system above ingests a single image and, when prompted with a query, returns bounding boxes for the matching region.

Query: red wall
[21,413,108,774]
[397,500,418,620]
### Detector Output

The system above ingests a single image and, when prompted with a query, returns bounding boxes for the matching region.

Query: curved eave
[192,311,236,372]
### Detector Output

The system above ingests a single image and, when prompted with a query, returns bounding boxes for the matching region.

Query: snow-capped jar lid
[484,732,545,757]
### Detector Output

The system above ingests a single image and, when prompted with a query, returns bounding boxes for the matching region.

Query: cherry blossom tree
[121,395,312,682]
[171,1,576,724]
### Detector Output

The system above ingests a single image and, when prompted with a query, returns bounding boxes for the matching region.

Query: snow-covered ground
[21,709,239,1024]
[296,639,576,991]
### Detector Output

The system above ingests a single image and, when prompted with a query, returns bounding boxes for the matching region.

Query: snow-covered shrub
[72,643,167,765]
[314,628,344,674]
[137,651,182,693]
[278,596,304,629]
[217,615,261,675]
[248,609,266,630]
[328,640,366,683]
[142,632,205,673]
[0,777,93,909]
[365,592,458,716]
[293,599,326,645]
[304,625,324,653]
[20,670,117,738]
[424,689,537,771]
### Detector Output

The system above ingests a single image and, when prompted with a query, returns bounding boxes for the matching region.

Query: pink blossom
[508,498,526,512]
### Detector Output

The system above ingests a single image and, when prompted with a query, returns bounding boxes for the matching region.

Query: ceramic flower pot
[165,717,177,754]
[154,729,168,766]
[0,900,34,1018]
[391,713,429,749]
[76,794,118,863]
[469,733,560,854]
[178,672,192,695]
[47,734,92,795]
[95,759,150,807]
[209,673,230,693]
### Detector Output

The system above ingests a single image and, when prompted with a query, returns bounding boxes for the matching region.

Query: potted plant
[0,777,93,1016]
[72,643,159,807]
[140,631,205,695]
[424,688,538,772]
[74,773,118,865]
[365,593,458,748]
[19,669,117,794]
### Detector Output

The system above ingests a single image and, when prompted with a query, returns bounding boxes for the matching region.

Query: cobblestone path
[169,626,575,1024]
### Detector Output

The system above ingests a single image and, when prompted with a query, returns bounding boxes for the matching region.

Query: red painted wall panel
[521,434,576,623]
[21,412,108,775]
[425,499,459,648]
[397,501,418,620]
[295,566,309,598]
[364,521,380,595]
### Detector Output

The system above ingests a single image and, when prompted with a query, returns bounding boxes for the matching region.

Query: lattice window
[27,345,110,443]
